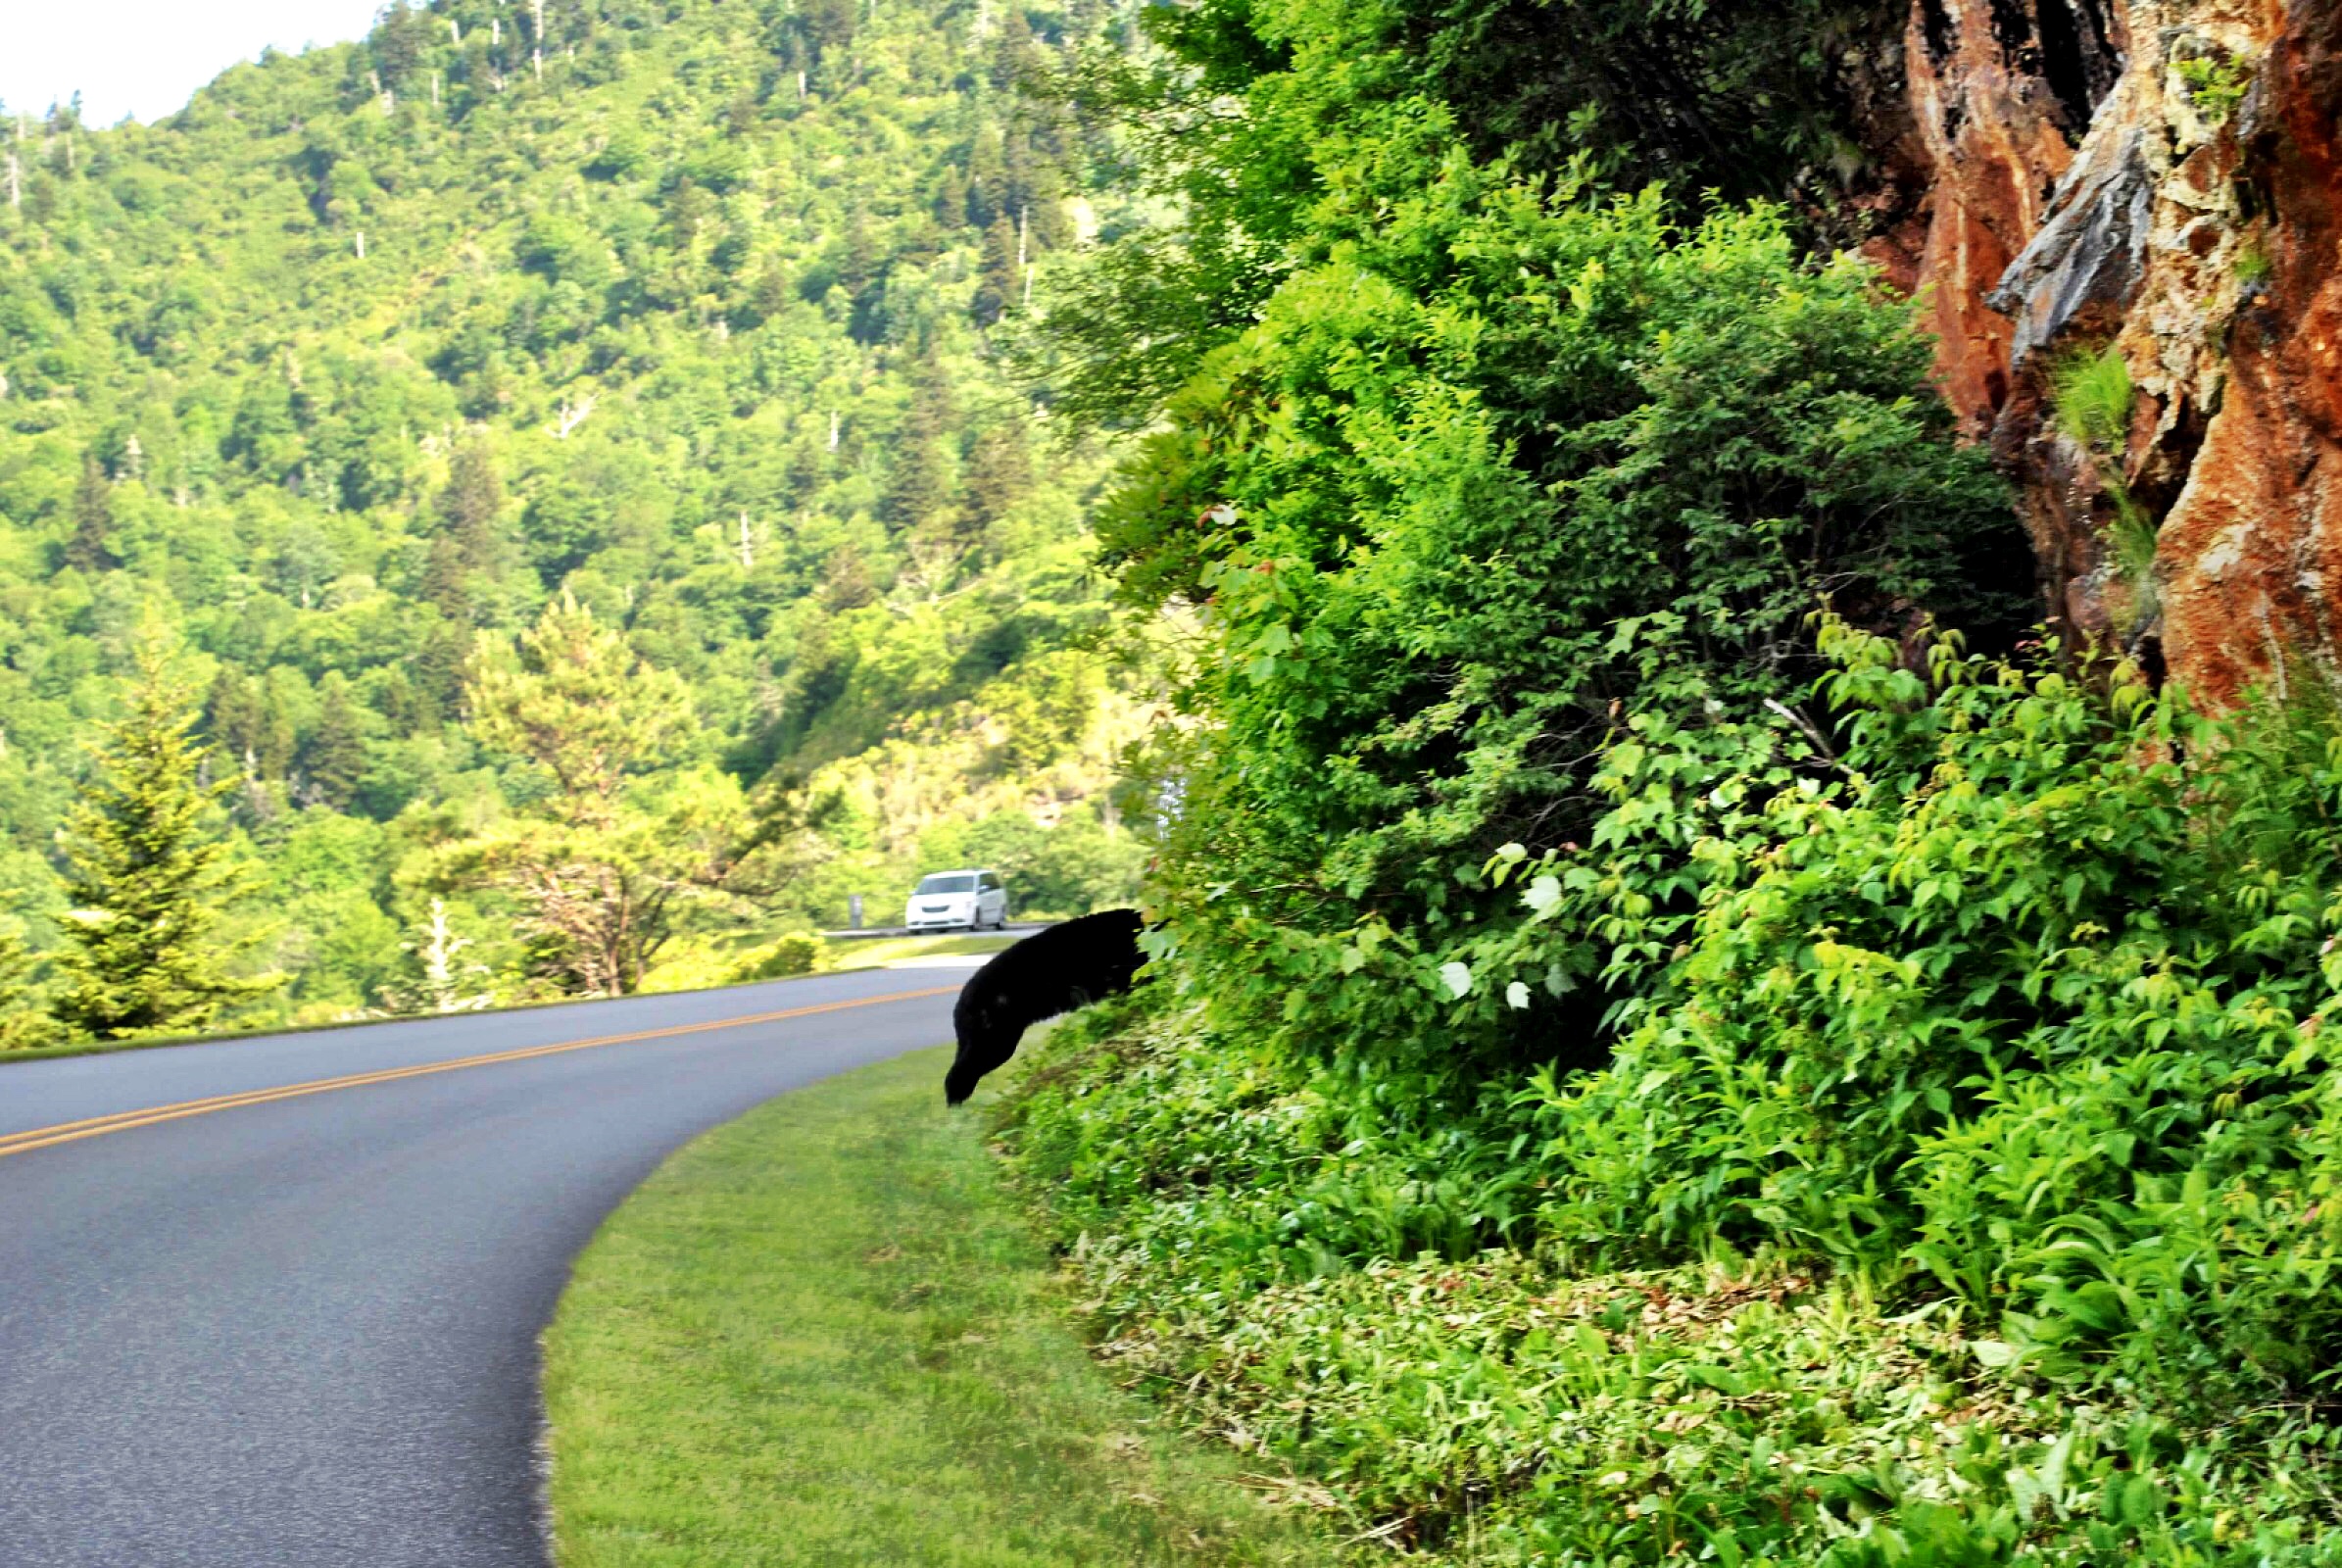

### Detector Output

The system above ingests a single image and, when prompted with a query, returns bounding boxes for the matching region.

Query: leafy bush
[1004,0,2342,1553]
[1495,625,2342,1409]
[730,930,827,981]
[1000,628,2342,1557]
[1116,187,2022,1103]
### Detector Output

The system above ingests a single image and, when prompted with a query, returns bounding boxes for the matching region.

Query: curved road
[0,966,965,1567]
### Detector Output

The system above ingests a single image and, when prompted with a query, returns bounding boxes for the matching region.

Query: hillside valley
[0,0,1151,1021]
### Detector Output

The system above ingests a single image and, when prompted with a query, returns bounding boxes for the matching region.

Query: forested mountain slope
[0,0,1148,1019]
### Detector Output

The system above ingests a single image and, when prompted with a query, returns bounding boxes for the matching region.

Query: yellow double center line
[0,985,959,1162]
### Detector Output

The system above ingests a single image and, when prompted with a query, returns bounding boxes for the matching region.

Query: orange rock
[1863,0,2342,702]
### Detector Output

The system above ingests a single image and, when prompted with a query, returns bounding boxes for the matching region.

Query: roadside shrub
[1001,624,2342,1556]
[1124,196,2024,1102]
[1004,1004,2342,1564]
[730,930,828,980]
[1506,624,2342,1408]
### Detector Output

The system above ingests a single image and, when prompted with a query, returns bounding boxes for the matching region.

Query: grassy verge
[826,932,1018,970]
[540,1045,1337,1568]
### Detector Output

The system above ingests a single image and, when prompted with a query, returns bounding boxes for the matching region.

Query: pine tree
[886,364,957,529]
[966,122,1005,226]
[973,215,1017,326]
[65,451,119,573]
[205,667,294,780]
[417,443,503,623]
[304,673,367,809]
[934,164,969,230]
[419,535,472,621]
[434,442,504,596]
[963,418,1032,542]
[467,592,694,818]
[433,596,717,996]
[991,7,1038,89]
[413,616,470,724]
[54,624,277,1039]
[0,927,64,1051]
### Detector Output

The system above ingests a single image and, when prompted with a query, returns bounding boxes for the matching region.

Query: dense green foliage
[48,617,273,1038]
[1007,643,2342,1562]
[1058,0,2028,1101]
[0,0,1151,1027]
[993,0,2342,1561]
[1035,0,1906,431]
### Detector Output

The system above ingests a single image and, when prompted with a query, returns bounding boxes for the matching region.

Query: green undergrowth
[1000,1007,2342,1566]
[994,630,2342,1565]
[541,1045,1337,1568]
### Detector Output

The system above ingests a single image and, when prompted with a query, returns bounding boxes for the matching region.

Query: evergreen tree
[934,164,970,230]
[963,418,1032,543]
[64,451,118,573]
[206,668,295,780]
[467,592,695,819]
[419,536,472,622]
[966,123,1006,226]
[368,0,433,86]
[432,594,724,996]
[304,673,367,809]
[54,624,277,1039]
[201,666,246,749]
[0,927,65,1051]
[443,444,505,547]
[428,442,504,621]
[412,617,470,725]
[886,365,957,529]
[991,8,1039,89]
[972,215,1017,326]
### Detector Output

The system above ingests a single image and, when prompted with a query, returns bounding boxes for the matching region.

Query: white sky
[2,1,389,125]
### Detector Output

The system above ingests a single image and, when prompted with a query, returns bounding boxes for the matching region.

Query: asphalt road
[0,966,968,1567]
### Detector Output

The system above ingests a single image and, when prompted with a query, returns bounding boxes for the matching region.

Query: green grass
[826,932,1019,970]
[540,1046,1338,1568]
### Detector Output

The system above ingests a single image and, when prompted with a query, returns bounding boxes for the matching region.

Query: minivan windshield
[915,874,977,895]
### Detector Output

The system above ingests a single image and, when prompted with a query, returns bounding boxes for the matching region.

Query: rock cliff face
[1878,0,2342,703]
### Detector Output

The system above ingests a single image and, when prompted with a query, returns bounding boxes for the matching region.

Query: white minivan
[904,867,1009,931]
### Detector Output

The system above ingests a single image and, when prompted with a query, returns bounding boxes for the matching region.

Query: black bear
[945,908,1146,1103]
